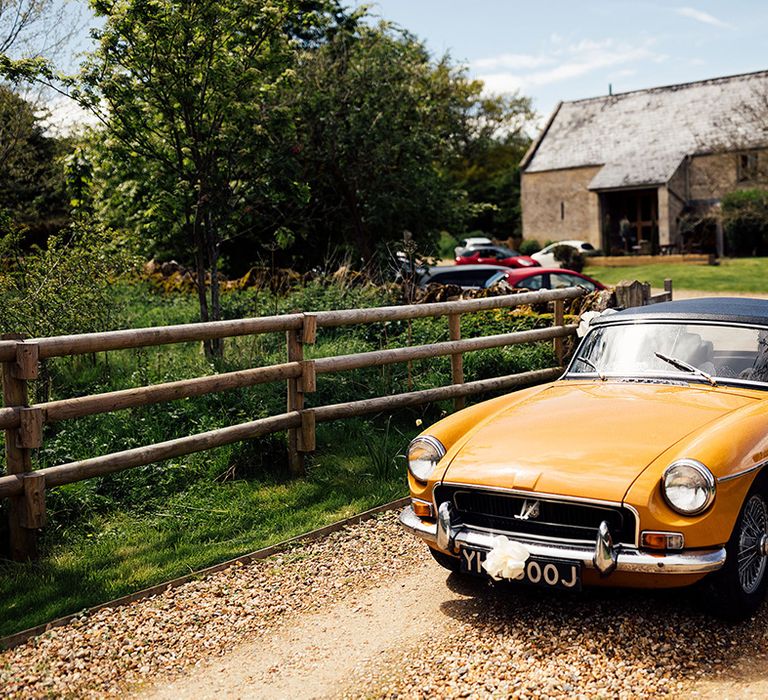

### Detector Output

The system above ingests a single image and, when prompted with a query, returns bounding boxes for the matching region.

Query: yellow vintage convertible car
[400,298,768,618]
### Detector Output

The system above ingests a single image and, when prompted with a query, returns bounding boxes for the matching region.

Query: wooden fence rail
[1,286,585,561]
[0,287,582,360]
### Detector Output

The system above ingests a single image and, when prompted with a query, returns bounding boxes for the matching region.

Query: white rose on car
[482,536,530,581]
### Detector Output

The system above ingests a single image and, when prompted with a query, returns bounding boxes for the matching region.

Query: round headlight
[407,436,446,483]
[662,460,716,515]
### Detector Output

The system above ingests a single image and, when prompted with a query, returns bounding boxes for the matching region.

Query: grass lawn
[0,419,412,638]
[587,257,768,293]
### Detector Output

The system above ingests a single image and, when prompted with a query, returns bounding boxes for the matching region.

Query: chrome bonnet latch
[594,520,618,575]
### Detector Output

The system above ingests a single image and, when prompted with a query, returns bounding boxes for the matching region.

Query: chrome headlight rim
[407,435,446,483]
[661,459,716,516]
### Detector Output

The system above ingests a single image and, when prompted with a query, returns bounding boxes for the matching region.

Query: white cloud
[472,53,554,71]
[474,37,666,95]
[527,45,656,86]
[476,73,526,94]
[675,7,733,29]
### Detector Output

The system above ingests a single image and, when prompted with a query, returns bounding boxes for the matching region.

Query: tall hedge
[721,189,768,257]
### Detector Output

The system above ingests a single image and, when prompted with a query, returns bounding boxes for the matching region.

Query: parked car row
[453,238,599,269]
[400,238,604,292]
[455,245,539,269]
[418,264,604,293]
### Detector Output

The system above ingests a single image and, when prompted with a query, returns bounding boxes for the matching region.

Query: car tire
[712,483,768,621]
[428,546,461,573]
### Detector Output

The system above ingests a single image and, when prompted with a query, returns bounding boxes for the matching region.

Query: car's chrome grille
[434,485,636,545]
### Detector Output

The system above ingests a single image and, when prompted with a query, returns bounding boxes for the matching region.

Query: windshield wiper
[654,351,717,386]
[576,355,606,381]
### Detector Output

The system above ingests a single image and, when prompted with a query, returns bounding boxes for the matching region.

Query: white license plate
[459,547,582,591]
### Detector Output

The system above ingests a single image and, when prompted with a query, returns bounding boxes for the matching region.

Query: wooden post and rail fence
[0,282,668,562]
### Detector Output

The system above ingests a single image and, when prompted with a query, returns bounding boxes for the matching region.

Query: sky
[40,0,768,133]
[353,0,768,122]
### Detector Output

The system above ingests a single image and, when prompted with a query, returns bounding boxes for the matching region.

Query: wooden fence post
[286,328,304,477]
[299,409,316,453]
[286,314,318,475]
[664,278,673,301]
[614,280,651,309]
[2,338,41,561]
[448,313,465,411]
[553,300,565,366]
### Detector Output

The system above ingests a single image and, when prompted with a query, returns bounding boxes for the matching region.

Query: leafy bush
[721,189,768,257]
[519,238,541,256]
[553,244,585,272]
[0,216,138,338]
[437,231,459,259]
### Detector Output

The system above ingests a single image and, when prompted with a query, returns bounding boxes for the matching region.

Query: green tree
[0,216,136,339]
[272,23,535,268]
[721,188,768,256]
[446,81,533,241]
[0,86,69,241]
[284,24,463,264]
[75,0,345,357]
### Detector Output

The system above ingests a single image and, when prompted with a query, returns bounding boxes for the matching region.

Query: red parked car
[455,245,539,269]
[501,267,605,292]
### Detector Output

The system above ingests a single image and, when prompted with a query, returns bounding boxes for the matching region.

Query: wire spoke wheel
[738,494,768,595]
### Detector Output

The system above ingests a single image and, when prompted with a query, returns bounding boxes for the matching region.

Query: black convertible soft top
[594,297,768,326]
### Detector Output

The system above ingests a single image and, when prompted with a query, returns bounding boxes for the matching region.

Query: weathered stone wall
[663,161,689,246]
[689,153,736,200]
[689,149,768,201]
[657,187,671,246]
[521,166,602,246]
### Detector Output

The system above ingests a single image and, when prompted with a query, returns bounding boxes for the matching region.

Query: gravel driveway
[3,510,768,698]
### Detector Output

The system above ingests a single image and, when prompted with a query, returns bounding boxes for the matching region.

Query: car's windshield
[483,271,507,288]
[569,322,768,385]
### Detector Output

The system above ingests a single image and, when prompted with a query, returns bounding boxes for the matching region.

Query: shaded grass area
[0,418,413,637]
[588,257,768,293]
[0,279,559,637]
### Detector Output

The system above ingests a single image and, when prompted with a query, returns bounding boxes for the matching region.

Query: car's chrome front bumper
[399,504,726,576]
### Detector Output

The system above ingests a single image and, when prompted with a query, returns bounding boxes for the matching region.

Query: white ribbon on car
[482,535,530,581]
[577,308,617,337]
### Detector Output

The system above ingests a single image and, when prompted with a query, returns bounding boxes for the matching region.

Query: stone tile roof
[523,70,768,189]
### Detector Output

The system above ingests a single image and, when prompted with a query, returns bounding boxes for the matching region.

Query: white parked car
[454,236,493,257]
[531,240,598,268]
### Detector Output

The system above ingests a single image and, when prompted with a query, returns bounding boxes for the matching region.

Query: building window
[560,202,565,220]
[738,152,759,182]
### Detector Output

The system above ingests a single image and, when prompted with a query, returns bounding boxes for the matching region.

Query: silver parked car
[454,236,493,257]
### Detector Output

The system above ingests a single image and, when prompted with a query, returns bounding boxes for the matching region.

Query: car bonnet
[439,381,755,502]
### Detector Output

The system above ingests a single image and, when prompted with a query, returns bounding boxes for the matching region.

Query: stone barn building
[520,70,768,255]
